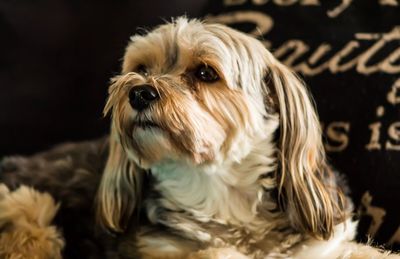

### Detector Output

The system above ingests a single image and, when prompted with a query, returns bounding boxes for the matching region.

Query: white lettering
[366,122,382,151]
[380,0,399,5]
[359,192,386,238]
[389,227,400,245]
[386,122,400,151]
[325,122,350,152]
[387,78,400,105]
[327,0,353,18]
[273,0,297,5]
[224,0,247,6]
[206,11,274,37]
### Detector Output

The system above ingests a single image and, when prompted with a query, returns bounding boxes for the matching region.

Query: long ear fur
[96,129,143,232]
[265,53,346,240]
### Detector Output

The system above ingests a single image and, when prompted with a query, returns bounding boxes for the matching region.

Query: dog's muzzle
[129,84,159,111]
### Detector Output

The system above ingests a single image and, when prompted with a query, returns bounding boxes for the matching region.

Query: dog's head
[97,17,346,239]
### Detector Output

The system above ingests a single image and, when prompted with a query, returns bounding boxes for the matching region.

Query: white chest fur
[150,134,278,227]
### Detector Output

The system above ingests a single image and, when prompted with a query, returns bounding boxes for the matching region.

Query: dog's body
[0,18,398,258]
[0,138,113,258]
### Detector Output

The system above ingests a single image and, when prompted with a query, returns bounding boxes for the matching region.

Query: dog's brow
[165,38,179,71]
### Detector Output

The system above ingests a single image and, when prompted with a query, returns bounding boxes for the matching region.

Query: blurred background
[1,0,399,251]
[0,0,209,156]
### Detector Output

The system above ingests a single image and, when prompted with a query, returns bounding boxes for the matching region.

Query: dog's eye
[195,65,219,82]
[136,64,149,76]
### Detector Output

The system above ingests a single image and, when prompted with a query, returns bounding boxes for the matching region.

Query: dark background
[0,0,208,156]
[1,0,399,250]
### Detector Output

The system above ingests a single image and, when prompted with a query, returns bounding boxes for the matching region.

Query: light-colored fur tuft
[0,184,64,259]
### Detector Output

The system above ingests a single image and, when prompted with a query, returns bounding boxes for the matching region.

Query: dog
[0,17,398,259]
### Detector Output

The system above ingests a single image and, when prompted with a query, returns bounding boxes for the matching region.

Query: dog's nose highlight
[129,84,159,111]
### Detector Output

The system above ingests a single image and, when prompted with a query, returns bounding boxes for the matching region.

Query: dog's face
[98,18,347,239]
[105,18,274,168]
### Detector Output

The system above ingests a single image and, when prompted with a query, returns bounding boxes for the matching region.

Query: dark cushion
[205,0,400,250]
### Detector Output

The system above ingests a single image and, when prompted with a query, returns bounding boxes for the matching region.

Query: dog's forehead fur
[122,18,268,94]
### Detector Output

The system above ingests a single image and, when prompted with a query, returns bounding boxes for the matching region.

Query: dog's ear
[264,54,346,240]
[96,129,144,233]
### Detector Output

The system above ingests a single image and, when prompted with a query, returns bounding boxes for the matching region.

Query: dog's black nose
[129,84,159,111]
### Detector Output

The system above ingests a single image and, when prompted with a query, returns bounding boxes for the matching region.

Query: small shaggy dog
[0,18,398,258]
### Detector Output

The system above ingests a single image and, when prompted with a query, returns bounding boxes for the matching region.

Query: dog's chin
[131,127,171,163]
[129,128,218,168]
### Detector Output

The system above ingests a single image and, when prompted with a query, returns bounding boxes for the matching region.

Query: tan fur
[265,59,348,239]
[339,243,397,259]
[96,134,144,232]
[188,247,249,259]
[134,231,200,259]
[0,184,63,259]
